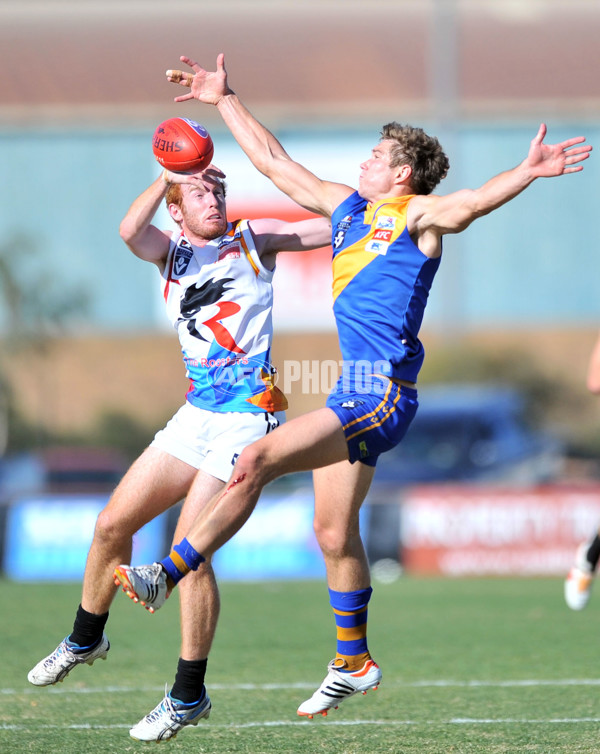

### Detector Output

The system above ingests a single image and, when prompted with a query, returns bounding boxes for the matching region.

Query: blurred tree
[0,234,90,452]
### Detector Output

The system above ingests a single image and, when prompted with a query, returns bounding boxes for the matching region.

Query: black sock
[68,604,109,650]
[171,658,208,704]
[587,535,600,570]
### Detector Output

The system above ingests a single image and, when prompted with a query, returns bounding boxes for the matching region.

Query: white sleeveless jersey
[162,219,287,414]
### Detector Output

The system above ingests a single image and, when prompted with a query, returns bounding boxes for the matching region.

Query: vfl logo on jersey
[333,215,352,249]
[173,237,194,277]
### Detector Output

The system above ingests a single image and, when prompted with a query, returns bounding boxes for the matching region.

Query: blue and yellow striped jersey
[331,191,441,384]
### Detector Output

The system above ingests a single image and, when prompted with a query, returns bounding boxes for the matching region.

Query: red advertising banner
[400,484,600,576]
[227,201,335,332]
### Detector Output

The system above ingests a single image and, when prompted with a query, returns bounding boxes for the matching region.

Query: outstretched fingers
[165,55,201,102]
[166,70,193,87]
[165,54,228,105]
[560,135,589,150]
[562,141,592,172]
[179,54,202,72]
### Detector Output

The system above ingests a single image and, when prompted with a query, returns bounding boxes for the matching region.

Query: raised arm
[166,54,354,219]
[409,124,592,250]
[119,172,173,269]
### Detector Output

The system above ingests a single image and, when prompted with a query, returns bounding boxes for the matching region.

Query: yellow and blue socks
[329,586,373,672]
[161,538,205,586]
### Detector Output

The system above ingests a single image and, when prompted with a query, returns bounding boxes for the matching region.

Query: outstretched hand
[163,164,226,186]
[527,123,592,177]
[166,53,231,105]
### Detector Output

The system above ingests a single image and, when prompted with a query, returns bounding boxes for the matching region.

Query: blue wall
[0,121,598,334]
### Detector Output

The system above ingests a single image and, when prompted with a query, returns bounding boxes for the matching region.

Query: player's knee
[313,514,362,560]
[93,506,131,546]
[235,443,274,486]
[313,519,347,559]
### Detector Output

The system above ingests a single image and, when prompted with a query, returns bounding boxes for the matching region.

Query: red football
[152,117,214,173]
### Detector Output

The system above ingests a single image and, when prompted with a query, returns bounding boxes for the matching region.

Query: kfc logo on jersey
[375,215,395,230]
[333,214,352,249]
[372,229,393,243]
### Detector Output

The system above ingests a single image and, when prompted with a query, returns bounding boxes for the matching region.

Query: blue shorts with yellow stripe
[326,375,418,467]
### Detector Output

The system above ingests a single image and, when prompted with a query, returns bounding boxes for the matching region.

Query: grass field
[2,576,600,753]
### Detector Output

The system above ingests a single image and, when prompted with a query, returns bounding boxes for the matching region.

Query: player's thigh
[312,458,375,532]
[174,469,226,541]
[246,407,349,477]
[102,446,198,533]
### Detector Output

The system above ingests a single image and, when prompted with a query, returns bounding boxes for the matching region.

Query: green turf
[2,577,600,753]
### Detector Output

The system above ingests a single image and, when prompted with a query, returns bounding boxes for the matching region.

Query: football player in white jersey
[27,164,331,742]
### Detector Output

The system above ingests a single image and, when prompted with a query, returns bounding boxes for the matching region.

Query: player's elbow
[461,189,491,223]
[587,376,600,395]
[437,190,485,235]
[254,146,296,180]
[119,218,149,250]
[119,218,136,245]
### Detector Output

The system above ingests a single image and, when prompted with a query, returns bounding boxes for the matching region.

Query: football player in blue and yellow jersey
[114,53,592,719]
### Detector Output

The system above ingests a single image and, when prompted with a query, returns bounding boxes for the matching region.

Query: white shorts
[151,402,285,482]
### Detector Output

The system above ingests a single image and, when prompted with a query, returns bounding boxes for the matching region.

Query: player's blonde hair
[381,122,449,195]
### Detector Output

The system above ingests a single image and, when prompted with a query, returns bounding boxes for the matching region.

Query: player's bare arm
[248,216,332,269]
[167,53,353,218]
[119,173,173,269]
[408,123,592,253]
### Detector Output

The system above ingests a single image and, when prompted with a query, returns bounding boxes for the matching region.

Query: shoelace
[146,696,176,724]
[135,564,161,582]
[44,644,69,668]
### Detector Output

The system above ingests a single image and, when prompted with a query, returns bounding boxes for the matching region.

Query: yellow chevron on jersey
[329,191,440,384]
[236,222,261,277]
[332,194,415,303]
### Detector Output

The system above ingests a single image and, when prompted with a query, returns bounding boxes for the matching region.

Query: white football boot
[28,635,110,686]
[565,542,595,610]
[114,562,169,613]
[130,686,211,741]
[297,658,381,718]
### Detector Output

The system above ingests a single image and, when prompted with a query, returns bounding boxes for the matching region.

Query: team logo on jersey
[217,242,241,262]
[333,215,352,249]
[173,237,194,277]
[365,239,389,255]
[375,215,396,230]
[178,277,245,354]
